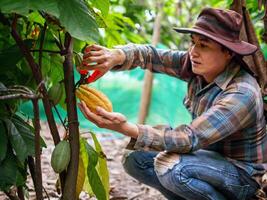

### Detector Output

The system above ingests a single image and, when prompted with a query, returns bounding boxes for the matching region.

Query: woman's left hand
[78,101,138,138]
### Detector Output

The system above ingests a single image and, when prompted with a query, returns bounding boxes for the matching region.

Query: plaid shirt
[114,44,267,180]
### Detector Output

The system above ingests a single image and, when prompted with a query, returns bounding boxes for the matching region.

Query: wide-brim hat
[173,7,257,56]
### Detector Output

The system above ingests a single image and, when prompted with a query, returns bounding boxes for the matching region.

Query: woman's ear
[225,50,235,60]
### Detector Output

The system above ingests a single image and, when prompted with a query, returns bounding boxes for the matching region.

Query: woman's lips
[191,60,201,66]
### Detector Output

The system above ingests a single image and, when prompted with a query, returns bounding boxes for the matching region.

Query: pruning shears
[75,69,101,88]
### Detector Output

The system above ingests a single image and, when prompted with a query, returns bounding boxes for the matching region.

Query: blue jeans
[122,150,259,200]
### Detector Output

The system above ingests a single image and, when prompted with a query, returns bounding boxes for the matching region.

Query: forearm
[112,44,189,79]
[116,122,139,139]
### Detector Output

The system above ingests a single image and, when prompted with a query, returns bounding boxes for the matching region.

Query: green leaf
[87,6,107,28]
[4,118,28,163]
[88,0,110,17]
[0,0,59,17]
[0,40,33,74]
[88,167,106,200]
[85,141,98,166]
[85,140,106,200]
[30,0,60,18]
[16,163,27,187]
[58,0,99,42]
[0,120,8,162]
[28,11,45,25]
[0,0,30,15]
[80,138,93,196]
[11,115,46,156]
[90,132,109,199]
[0,149,18,191]
[0,44,25,71]
[264,96,267,102]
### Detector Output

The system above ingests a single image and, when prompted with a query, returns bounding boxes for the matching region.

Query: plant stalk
[62,32,79,200]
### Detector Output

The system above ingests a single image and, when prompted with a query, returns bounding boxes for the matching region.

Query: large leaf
[85,140,107,200]
[16,162,27,187]
[11,114,46,156]
[0,149,18,191]
[0,40,34,86]
[90,132,109,199]
[0,43,27,72]
[87,6,107,28]
[0,120,8,162]
[58,0,99,42]
[41,53,64,83]
[4,118,28,163]
[88,0,110,17]
[80,138,93,196]
[0,0,59,17]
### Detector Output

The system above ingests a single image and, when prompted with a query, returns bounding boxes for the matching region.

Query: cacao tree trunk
[62,33,79,200]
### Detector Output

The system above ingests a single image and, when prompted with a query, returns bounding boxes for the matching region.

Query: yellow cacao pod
[51,140,70,173]
[76,85,112,114]
[76,157,85,199]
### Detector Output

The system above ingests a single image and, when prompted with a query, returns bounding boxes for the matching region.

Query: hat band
[195,15,240,42]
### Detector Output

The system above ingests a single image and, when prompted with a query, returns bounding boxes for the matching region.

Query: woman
[78,7,267,200]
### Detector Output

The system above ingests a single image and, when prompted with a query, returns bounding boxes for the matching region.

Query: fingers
[78,101,97,124]
[83,55,106,65]
[78,101,113,128]
[82,62,110,71]
[84,44,103,53]
[96,107,127,123]
[83,50,103,59]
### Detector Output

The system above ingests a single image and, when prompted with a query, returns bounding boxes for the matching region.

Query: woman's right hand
[78,44,126,82]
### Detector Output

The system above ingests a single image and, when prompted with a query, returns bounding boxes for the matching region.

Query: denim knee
[122,150,136,175]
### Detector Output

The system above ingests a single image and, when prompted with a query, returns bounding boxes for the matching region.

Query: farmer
[78,7,267,200]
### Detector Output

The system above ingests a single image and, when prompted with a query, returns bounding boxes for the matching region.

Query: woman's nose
[189,44,199,57]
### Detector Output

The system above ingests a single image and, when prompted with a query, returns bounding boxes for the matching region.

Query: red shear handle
[79,69,88,75]
[87,70,102,83]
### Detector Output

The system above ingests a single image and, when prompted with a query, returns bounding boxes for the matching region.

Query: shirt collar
[213,60,240,90]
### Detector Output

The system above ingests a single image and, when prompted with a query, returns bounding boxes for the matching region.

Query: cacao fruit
[51,140,70,173]
[48,82,64,105]
[75,52,83,71]
[76,85,112,114]
[76,157,85,199]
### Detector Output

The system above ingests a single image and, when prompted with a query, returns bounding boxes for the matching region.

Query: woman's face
[189,34,232,83]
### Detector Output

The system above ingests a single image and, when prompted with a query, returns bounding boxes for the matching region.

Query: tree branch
[28,156,37,189]
[32,99,43,200]
[62,32,79,200]
[10,14,61,145]
[30,49,62,54]
[17,186,25,200]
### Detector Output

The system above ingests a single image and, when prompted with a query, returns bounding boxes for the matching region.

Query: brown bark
[62,32,79,200]
[17,187,25,200]
[32,99,43,200]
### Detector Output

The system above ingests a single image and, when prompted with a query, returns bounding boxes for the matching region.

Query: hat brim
[173,27,258,56]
